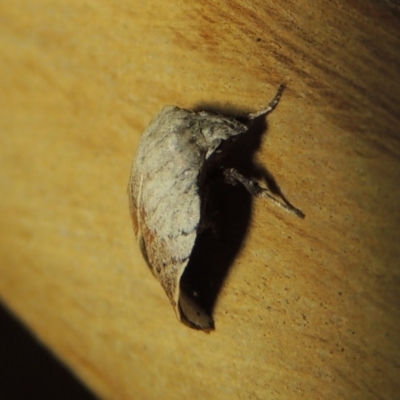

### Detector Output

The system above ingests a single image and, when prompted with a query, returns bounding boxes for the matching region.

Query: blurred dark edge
[0,301,98,400]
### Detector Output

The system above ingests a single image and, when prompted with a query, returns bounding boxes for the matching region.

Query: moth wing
[128,106,213,328]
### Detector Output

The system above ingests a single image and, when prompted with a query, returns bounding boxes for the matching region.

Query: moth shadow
[181,103,288,328]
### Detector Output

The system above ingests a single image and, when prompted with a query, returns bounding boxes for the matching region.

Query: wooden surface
[1,1,400,399]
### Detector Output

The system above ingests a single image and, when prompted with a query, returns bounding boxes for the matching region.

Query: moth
[128,85,304,330]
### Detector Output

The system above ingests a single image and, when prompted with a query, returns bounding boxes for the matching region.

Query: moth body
[128,85,303,330]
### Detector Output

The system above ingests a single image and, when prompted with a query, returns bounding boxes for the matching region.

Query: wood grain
[0,1,399,399]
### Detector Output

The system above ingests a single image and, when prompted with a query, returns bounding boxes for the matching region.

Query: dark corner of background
[0,301,98,400]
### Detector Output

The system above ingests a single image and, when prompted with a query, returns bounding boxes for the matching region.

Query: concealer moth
[128,85,304,330]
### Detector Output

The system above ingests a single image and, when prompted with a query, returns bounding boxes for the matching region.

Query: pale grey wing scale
[130,106,209,324]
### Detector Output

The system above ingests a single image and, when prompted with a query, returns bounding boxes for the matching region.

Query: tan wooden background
[1,1,400,399]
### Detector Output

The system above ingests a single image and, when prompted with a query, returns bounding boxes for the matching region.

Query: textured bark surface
[1,1,399,399]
